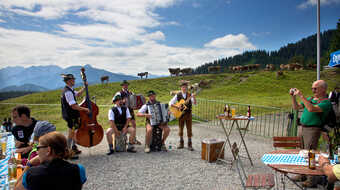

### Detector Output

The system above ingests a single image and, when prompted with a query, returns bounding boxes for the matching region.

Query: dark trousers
[178,112,192,138]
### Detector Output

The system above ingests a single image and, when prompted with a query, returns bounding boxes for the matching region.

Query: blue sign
[329,50,340,67]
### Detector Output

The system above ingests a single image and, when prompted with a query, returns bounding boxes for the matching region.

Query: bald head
[312,80,328,97]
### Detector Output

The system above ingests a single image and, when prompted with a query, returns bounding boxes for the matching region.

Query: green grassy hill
[1,69,339,131]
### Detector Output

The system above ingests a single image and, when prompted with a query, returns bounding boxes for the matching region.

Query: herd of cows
[99,63,318,83]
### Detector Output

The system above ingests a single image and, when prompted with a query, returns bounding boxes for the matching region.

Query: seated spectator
[19,121,56,167]
[14,131,87,190]
[319,155,340,190]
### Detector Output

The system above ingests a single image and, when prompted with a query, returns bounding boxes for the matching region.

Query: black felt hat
[61,74,76,82]
[120,80,130,86]
[147,90,156,97]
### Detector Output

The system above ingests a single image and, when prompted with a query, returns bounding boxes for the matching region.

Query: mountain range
[0,64,139,91]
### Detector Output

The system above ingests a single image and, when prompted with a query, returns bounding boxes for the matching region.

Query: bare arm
[71,104,89,113]
[109,120,120,137]
[319,156,338,182]
[295,89,323,112]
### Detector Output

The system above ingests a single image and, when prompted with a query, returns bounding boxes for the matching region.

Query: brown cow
[180,68,193,76]
[208,66,221,73]
[169,68,181,76]
[265,64,275,71]
[137,72,148,79]
[100,76,109,84]
[276,70,284,78]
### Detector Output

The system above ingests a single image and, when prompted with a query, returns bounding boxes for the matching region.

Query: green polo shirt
[300,97,332,126]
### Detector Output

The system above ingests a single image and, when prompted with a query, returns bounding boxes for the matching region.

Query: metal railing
[192,98,292,137]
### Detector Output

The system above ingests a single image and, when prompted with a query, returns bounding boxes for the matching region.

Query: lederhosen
[177,92,193,138]
[120,90,135,120]
[111,106,128,131]
[61,86,80,129]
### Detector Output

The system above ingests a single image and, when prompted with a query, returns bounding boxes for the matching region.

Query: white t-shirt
[65,86,79,106]
[169,92,195,106]
[108,106,131,121]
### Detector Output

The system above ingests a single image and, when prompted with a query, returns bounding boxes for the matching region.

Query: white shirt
[108,106,131,121]
[138,104,148,114]
[169,92,195,106]
[65,86,79,106]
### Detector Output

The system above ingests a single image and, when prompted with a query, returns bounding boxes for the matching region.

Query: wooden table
[264,149,325,190]
[216,115,255,166]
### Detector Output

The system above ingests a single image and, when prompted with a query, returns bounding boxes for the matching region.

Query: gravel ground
[75,123,322,190]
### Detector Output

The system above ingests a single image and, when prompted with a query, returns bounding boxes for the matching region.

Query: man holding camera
[290,80,332,187]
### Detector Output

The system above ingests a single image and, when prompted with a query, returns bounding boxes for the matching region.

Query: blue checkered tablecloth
[0,135,15,190]
[262,153,336,166]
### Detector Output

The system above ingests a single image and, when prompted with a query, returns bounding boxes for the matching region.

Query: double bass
[75,68,104,147]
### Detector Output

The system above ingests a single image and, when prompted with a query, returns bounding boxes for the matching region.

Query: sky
[0,0,339,75]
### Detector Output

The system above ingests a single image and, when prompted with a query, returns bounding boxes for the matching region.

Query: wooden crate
[201,139,224,162]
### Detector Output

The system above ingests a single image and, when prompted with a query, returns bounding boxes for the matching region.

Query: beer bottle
[247,106,251,118]
[8,150,17,181]
[308,149,316,170]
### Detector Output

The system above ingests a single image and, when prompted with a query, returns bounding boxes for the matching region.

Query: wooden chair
[272,136,302,149]
[232,142,275,190]
[272,136,302,189]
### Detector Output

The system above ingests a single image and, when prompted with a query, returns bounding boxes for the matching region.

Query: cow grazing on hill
[208,66,221,73]
[280,63,303,71]
[100,76,109,84]
[276,70,284,78]
[137,72,148,79]
[307,63,317,69]
[198,79,212,88]
[169,68,181,76]
[180,68,193,76]
[265,64,275,71]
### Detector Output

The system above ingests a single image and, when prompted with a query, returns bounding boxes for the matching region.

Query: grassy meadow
[0,69,339,132]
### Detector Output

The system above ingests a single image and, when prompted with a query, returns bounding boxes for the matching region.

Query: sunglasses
[36,145,48,150]
[311,88,318,90]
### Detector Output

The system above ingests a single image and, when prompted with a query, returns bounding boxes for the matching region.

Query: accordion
[147,103,170,126]
[126,94,146,110]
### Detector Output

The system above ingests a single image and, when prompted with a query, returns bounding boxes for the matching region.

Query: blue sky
[0,0,339,75]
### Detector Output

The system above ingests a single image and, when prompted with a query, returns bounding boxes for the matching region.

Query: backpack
[309,97,338,131]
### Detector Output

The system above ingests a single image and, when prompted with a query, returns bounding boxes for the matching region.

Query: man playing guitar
[169,81,196,151]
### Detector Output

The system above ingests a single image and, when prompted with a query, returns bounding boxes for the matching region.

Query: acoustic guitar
[170,88,201,119]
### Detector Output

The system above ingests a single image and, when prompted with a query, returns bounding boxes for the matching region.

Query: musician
[119,80,141,145]
[61,74,89,158]
[106,94,137,155]
[169,81,196,151]
[137,90,170,153]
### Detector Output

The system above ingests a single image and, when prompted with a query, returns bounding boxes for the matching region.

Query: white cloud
[298,0,340,9]
[0,0,256,75]
[204,34,256,50]
[0,18,5,23]
[0,27,250,75]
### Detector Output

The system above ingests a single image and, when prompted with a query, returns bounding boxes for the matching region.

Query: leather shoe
[127,147,137,153]
[290,175,306,182]
[302,180,316,188]
[106,149,114,155]
[72,145,82,155]
[177,140,184,149]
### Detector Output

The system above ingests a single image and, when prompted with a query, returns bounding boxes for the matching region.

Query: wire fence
[1,100,295,137]
[192,98,293,137]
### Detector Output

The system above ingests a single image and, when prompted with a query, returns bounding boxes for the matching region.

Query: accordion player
[126,94,146,110]
[147,103,170,126]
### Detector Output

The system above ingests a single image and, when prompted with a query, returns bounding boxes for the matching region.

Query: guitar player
[169,81,196,151]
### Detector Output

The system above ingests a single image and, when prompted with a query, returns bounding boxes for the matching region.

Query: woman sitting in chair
[15,131,87,190]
